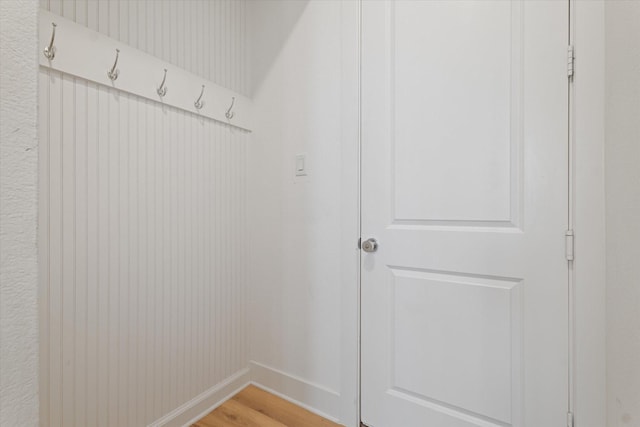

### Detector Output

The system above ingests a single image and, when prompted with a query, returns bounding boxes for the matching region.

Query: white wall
[38,1,250,426]
[248,1,358,424]
[605,2,640,425]
[572,1,607,426]
[0,1,39,426]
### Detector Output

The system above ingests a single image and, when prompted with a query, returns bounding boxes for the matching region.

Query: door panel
[391,268,520,424]
[392,1,519,224]
[361,1,569,427]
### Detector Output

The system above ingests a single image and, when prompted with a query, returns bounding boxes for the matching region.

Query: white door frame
[339,1,606,426]
[338,0,363,425]
[570,1,606,426]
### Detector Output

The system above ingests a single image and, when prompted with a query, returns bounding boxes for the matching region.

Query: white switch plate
[295,154,307,176]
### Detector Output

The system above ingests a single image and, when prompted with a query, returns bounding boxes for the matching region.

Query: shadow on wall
[249,0,310,96]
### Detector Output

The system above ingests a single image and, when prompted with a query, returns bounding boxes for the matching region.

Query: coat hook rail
[194,85,205,110]
[38,10,252,131]
[225,97,235,120]
[107,48,120,81]
[43,22,57,60]
[157,68,168,97]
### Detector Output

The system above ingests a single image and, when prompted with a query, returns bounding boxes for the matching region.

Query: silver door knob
[362,238,378,253]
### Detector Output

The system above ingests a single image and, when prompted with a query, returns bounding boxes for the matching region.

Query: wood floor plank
[231,385,340,427]
[192,385,341,427]
[193,398,288,427]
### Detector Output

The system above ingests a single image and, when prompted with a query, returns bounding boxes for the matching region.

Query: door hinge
[567,411,575,427]
[565,230,575,261]
[567,45,575,78]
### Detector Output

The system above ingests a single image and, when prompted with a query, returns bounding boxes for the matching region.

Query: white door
[360,1,569,427]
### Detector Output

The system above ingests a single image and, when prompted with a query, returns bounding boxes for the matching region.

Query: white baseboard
[249,360,342,423]
[149,363,344,427]
[149,368,251,427]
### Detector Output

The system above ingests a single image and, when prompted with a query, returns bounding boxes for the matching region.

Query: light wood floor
[192,385,342,427]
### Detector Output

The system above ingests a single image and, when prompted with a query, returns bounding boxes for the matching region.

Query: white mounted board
[39,9,253,132]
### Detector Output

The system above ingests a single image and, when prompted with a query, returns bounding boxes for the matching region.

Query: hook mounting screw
[44,22,57,60]
[157,69,168,97]
[194,85,205,110]
[225,97,236,120]
[107,49,120,81]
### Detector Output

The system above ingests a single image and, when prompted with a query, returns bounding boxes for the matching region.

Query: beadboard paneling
[39,61,248,427]
[40,0,248,96]
[39,2,249,426]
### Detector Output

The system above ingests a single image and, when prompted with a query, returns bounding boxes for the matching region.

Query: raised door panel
[392,1,522,226]
[391,268,522,425]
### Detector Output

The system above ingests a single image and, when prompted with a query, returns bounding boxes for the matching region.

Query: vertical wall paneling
[73,76,88,427]
[96,83,108,427]
[39,76,250,427]
[49,69,63,427]
[61,72,75,427]
[39,1,250,426]
[38,67,51,427]
[85,80,98,427]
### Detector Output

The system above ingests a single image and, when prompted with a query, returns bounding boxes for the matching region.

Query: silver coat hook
[194,85,205,110]
[157,68,168,97]
[107,49,120,81]
[225,97,235,120]
[43,22,57,60]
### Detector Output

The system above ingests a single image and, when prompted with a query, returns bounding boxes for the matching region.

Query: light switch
[295,154,307,176]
